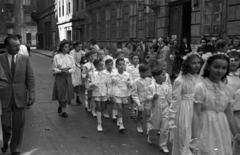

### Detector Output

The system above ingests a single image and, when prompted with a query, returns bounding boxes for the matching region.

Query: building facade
[85,0,240,49]
[36,0,58,50]
[4,0,38,46]
[57,0,86,43]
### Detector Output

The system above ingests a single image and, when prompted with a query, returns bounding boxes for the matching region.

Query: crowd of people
[51,36,240,155]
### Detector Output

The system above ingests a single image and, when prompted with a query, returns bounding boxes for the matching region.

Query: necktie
[11,55,15,76]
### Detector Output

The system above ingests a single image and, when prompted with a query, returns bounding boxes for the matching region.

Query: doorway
[182,2,192,41]
[169,1,192,43]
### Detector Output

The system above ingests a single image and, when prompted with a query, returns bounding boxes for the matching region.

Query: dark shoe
[11,152,20,155]
[1,144,8,153]
[62,112,68,118]
[58,107,62,113]
[76,97,82,105]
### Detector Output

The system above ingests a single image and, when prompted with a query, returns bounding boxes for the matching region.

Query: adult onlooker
[15,34,29,56]
[152,39,159,52]
[159,38,172,75]
[157,37,164,54]
[135,44,144,63]
[170,39,181,76]
[52,40,75,118]
[210,37,218,47]
[0,35,35,155]
[196,38,208,54]
[215,39,228,53]
[69,41,85,106]
[179,37,192,56]
[140,37,149,61]
[229,37,240,50]
[124,42,134,58]
[89,38,100,51]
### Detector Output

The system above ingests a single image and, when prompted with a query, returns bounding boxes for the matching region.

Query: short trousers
[93,96,107,102]
[113,96,129,104]
[87,90,92,99]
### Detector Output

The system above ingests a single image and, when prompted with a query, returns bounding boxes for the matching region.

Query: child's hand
[138,104,144,111]
[153,94,159,100]
[112,79,118,85]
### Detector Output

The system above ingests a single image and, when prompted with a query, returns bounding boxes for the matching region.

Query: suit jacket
[179,43,192,56]
[0,53,35,108]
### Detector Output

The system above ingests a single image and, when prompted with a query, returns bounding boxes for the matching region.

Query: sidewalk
[31,49,53,58]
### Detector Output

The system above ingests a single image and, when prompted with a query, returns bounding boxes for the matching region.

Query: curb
[31,50,52,58]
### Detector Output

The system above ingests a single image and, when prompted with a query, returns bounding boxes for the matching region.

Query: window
[59,0,61,17]
[23,0,30,5]
[105,10,111,39]
[62,0,64,16]
[81,0,84,9]
[67,1,71,15]
[7,28,14,34]
[116,5,123,39]
[96,12,101,39]
[203,0,222,36]
[129,2,137,38]
[88,14,93,38]
[25,14,31,23]
[76,0,79,11]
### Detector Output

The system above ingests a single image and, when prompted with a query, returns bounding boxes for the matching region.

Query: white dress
[194,78,233,155]
[170,73,198,155]
[69,49,85,86]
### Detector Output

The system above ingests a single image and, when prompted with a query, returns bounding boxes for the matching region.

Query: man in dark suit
[0,35,35,155]
[141,37,149,60]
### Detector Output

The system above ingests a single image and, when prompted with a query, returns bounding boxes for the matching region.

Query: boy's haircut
[115,49,124,58]
[116,58,125,65]
[138,64,150,73]
[130,53,139,60]
[85,50,96,58]
[93,58,102,67]
[151,68,164,78]
[105,59,113,65]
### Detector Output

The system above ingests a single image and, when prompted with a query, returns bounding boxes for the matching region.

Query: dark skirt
[52,73,74,103]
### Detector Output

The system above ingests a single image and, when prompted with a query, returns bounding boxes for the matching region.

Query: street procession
[0,0,240,155]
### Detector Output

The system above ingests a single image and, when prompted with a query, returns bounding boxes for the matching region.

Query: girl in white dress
[226,49,240,154]
[69,41,85,105]
[191,53,240,155]
[169,53,202,155]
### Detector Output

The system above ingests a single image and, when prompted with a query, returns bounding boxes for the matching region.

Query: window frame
[105,9,111,39]
[203,0,222,36]
[116,5,123,39]
[129,2,137,39]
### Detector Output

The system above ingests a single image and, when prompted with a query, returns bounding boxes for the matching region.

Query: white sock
[97,112,102,124]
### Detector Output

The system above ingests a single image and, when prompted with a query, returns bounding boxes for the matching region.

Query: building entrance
[169,0,192,43]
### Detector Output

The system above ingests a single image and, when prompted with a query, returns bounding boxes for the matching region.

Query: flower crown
[227,49,240,53]
[182,51,201,60]
[209,52,229,58]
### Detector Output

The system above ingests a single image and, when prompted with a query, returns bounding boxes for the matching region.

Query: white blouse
[52,53,75,74]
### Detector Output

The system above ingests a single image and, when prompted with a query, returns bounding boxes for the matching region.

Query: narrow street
[19,51,171,155]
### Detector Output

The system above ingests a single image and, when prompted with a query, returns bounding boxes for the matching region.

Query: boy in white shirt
[103,59,117,120]
[82,50,97,116]
[131,65,152,133]
[126,54,140,119]
[90,59,111,132]
[111,58,132,133]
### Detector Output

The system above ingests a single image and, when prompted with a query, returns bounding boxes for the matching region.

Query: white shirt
[52,53,75,74]
[111,71,132,97]
[7,53,17,69]
[18,45,29,56]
